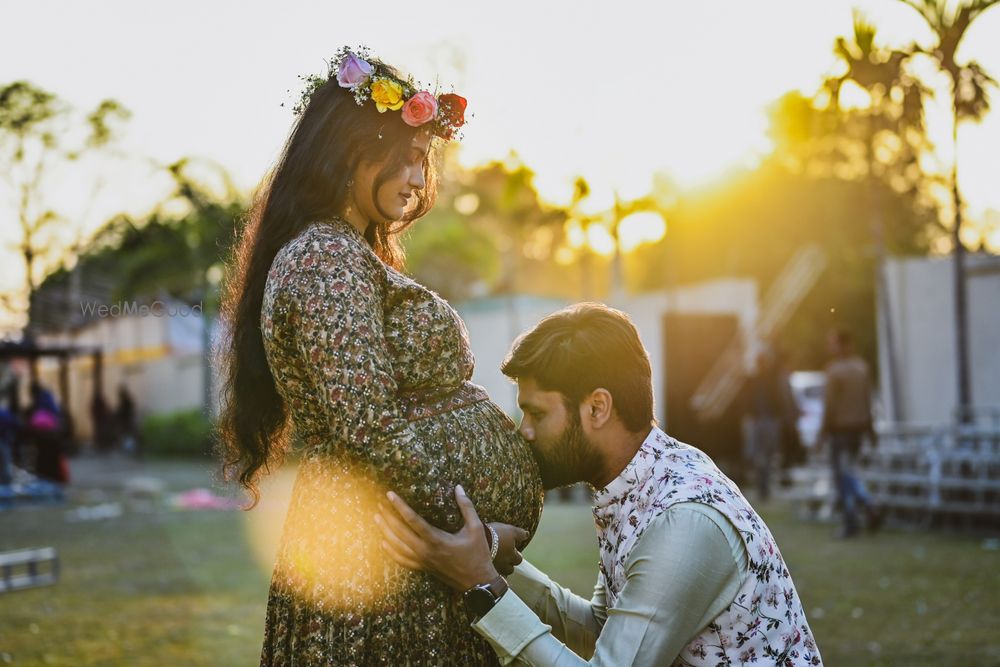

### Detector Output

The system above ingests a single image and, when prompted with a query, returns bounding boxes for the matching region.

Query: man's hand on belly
[376,484,504,592]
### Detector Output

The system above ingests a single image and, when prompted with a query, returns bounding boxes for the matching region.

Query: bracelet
[486,524,500,562]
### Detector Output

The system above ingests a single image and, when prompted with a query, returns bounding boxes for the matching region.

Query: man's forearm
[474,586,598,666]
[506,560,602,653]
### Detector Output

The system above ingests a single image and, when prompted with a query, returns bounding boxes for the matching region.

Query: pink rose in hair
[401,91,439,127]
[337,53,373,88]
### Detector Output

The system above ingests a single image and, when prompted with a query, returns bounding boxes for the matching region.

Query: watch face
[464,586,497,618]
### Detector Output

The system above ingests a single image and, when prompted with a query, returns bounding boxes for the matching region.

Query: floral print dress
[258,218,543,666]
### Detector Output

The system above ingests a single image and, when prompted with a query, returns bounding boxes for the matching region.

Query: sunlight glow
[244,460,408,612]
[565,220,587,249]
[586,224,616,257]
[986,228,1000,254]
[453,192,480,216]
[2,0,1000,327]
[960,225,982,250]
[837,79,874,110]
[618,211,667,252]
[554,246,576,265]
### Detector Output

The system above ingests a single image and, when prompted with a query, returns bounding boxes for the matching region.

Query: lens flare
[243,457,411,612]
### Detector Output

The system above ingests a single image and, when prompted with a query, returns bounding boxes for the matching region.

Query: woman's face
[350,130,432,225]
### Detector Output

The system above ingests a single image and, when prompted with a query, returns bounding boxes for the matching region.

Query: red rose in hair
[436,93,467,138]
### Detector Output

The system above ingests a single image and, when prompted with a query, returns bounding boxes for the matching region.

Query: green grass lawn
[1,461,998,666]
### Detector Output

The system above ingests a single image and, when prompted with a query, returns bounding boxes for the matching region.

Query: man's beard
[533,411,597,491]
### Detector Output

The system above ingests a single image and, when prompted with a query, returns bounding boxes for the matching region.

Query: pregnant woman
[216,48,543,665]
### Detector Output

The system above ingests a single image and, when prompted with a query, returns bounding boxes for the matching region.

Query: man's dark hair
[501,303,654,432]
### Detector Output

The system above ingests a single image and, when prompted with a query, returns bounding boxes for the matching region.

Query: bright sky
[2,0,999,319]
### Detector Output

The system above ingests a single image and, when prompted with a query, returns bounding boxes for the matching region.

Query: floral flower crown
[290,46,468,141]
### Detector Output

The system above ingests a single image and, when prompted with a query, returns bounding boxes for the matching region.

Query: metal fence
[858,423,1000,526]
[786,418,1000,529]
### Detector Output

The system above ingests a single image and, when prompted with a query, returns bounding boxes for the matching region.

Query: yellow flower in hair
[370,78,404,112]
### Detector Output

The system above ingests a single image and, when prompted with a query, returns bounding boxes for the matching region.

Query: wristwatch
[463,575,508,621]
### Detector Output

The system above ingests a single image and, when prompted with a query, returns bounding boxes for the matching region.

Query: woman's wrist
[484,523,500,561]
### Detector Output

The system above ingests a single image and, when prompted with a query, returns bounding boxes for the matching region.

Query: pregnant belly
[408,398,544,541]
[271,397,542,613]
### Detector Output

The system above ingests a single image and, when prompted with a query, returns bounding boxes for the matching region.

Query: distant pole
[951,104,972,422]
[610,193,625,304]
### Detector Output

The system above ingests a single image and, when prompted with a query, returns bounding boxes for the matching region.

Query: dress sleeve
[278,231,457,527]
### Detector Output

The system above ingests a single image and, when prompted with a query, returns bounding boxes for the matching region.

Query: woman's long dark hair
[217,62,439,508]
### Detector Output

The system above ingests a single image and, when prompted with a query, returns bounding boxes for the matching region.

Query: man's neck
[589,426,654,490]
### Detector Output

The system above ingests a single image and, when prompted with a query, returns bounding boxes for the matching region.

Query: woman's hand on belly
[488,522,530,575]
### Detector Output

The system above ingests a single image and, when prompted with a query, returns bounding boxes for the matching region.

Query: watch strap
[483,574,508,598]
[463,575,508,620]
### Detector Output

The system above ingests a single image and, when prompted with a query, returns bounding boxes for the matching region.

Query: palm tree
[826,12,931,154]
[897,0,999,417]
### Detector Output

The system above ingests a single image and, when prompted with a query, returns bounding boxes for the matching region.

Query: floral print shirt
[592,428,823,666]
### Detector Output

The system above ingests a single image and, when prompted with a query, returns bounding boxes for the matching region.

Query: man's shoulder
[653,431,722,471]
[650,428,702,455]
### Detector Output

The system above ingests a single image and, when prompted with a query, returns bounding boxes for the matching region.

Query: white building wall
[968,260,1000,416]
[458,296,570,417]
[880,254,1000,425]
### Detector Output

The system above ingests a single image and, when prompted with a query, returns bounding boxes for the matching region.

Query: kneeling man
[378,303,823,666]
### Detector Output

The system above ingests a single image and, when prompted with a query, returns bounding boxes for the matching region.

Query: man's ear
[585,389,613,428]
